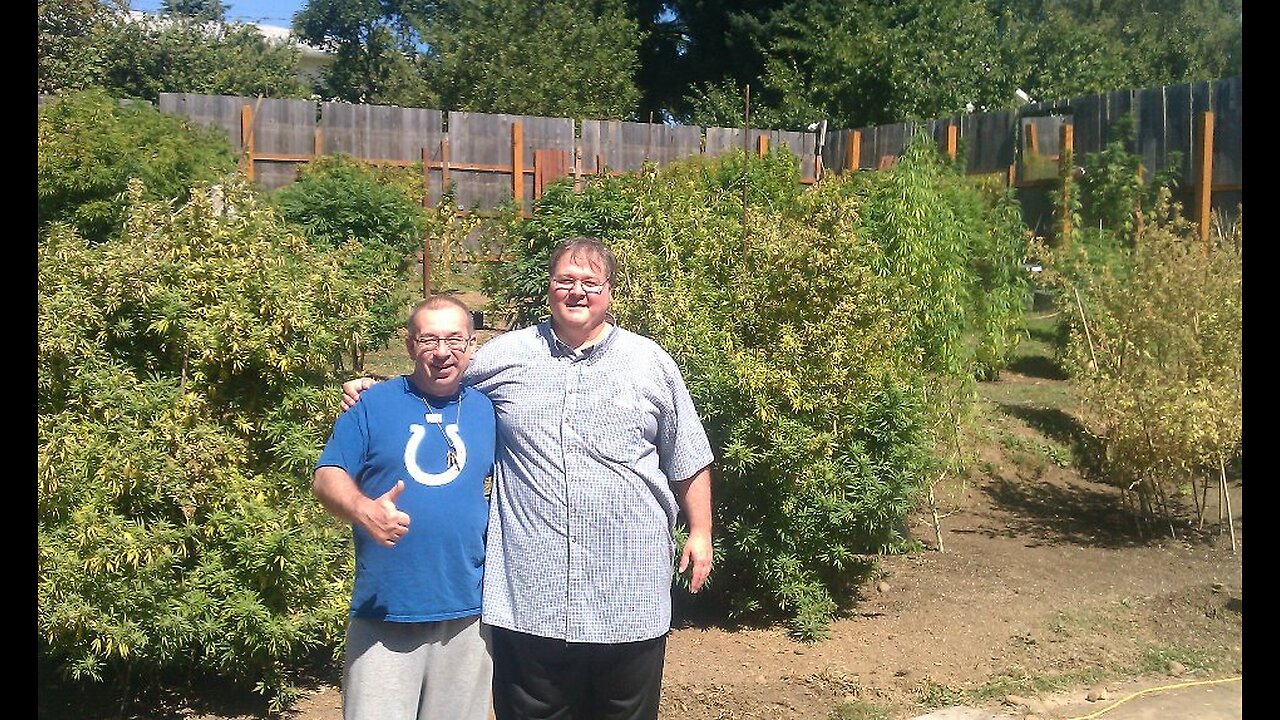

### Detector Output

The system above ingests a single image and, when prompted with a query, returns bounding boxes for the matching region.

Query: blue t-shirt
[315,376,495,622]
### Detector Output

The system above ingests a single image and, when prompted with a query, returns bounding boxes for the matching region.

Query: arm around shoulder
[340,375,382,412]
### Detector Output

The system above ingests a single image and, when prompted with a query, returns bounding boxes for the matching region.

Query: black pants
[490,626,667,720]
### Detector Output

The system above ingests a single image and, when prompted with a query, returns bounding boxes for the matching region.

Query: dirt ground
[40,358,1243,720]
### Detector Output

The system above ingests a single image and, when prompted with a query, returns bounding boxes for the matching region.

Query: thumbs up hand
[362,480,412,548]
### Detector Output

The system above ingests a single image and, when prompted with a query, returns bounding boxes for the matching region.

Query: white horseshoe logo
[404,423,467,486]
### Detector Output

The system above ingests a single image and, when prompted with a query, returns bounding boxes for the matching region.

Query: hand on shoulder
[341,376,380,412]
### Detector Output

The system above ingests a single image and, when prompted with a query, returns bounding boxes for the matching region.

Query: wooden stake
[741,84,750,252]
[929,481,945,553]
[240,103,255,182]
[1195,110,1215,255]
[945,123,958,161]
[1220,456,1237,555]
[846,130,861,173]
[512,121,524,216]
[1073,285,1098,373]
[421,146,432,298]
[1059,123,1074,247]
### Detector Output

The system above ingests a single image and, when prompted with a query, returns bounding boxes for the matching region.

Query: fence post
[512,121,524,216]
[945,123,958,161]
[441,137,451,196]
[240,103,254,182]
[421,145,432,298]
[756,134,769,156]
[846,130,861,173]
[1059,123,1074,248]
[1196,110,1216,255]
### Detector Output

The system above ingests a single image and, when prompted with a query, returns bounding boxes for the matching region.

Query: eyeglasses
[551,277,609,295]
[412,335,473,351]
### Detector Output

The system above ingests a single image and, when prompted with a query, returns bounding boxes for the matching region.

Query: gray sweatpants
[343,615,493,720]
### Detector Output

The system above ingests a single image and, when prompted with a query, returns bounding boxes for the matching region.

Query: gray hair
[406,294,475,334]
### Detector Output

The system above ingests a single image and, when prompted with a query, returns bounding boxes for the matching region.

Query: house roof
[126,10,331,60]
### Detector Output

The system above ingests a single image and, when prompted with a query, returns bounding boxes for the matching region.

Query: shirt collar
[543,320,617,361]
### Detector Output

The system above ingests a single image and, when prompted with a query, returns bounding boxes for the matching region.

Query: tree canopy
[39,0,1241,128]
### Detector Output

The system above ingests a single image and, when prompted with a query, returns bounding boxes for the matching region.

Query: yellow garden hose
[1064,676,1241,720]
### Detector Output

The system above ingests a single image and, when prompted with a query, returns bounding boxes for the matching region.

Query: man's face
[404,305,474,395]
[548,251,612,339]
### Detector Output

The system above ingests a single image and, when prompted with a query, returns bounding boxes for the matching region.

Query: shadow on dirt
[976,466,1234,551]
[1006,353,1068,380]
[995,401,1107,479]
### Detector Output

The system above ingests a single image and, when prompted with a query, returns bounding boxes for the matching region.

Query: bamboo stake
[1072,286,1098,372]
[928,481,945,553]
[741,84,751,252]
[1196,473,1208,530]
[1217,464,1225,534]
[1220,456,1237,555]
[1154,474,1177,540]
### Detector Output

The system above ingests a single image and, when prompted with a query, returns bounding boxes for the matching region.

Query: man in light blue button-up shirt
[345,236,713,720]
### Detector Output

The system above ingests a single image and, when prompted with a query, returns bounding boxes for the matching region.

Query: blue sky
[128,0,307,28]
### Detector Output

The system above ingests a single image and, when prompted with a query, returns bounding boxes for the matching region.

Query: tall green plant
[855,133,1029,380]
[1038,193,1241,533]
[37,88,238,245]
[38,179,401,708]
[485,145,1028,638]
[271,155,425,364]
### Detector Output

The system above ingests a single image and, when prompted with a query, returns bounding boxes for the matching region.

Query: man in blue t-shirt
[314,294,496,720]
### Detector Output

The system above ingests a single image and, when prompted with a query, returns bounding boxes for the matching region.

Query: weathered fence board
[703,126,768,159]
[964,109,1017,174]
[248,97,317,190]
[158,93,249,153]
[447,112,574,211]
[580,120,703,173]
[1213,76,1241,187]
[1136,86,1168,184]
[322,102,445,202]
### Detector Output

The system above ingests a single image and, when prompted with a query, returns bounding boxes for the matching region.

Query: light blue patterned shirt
[464,321,714,643]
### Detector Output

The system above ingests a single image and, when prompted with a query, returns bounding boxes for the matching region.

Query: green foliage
[38,0,309,100]
[270,155,425,364]
[38,179,403,707]
[162,0,227,23]
[1007,0,1241,103]
[272,155,427,259]
[103,13,310,100]
[38,88,239,244]
[678,0,1239,130]
[688,0,1011,129]
[854,134,1030,379]
[38,0,119,94]
[413,0,642,118]
[1075,115,1186,249]
[485,146,1028,638]
[1037,194,1241,529]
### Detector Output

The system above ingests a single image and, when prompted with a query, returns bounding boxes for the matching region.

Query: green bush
[38,0,309,100]
[1038,194,1241,531]
[37,178,404,708]
[854,135,1031,380]
[485,144,1028,638]
[37,88,238,244]
[271,155,427,364]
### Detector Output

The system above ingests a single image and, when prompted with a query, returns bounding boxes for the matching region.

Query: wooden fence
[156,93,822,214]
[153,76,1239,239]
[36,75,1215,246]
